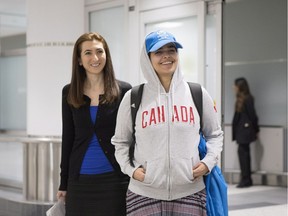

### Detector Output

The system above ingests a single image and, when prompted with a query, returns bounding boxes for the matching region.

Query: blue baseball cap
[145,30,183,53]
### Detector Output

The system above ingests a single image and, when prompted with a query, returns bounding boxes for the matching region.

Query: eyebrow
[83,47,103,52]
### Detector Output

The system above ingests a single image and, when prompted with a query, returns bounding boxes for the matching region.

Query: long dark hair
[234,77,252,112]
[67,32,119,108]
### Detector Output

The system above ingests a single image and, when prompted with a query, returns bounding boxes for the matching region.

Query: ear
[78,58,82,66]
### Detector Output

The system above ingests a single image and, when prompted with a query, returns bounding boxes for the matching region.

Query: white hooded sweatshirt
[111,44,223,201]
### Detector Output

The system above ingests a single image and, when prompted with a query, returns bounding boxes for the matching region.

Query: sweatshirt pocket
[170,157,194,185]
[142,159,167,189]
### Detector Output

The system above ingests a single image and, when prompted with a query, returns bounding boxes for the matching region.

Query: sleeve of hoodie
[200,87,224,172]
[111,90,142,177]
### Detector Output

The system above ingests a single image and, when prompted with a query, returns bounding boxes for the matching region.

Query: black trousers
[66,172,129,216]
[237,143,252,183]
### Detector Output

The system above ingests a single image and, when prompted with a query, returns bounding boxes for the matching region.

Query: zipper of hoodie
[166,94,172,200]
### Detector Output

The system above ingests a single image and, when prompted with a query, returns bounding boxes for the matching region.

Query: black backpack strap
[187,82,203,132]
[129,83,144,167]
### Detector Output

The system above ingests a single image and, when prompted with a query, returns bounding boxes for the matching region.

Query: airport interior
[0,0,287,215]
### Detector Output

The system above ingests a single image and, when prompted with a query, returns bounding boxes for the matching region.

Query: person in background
[56,32,131,216]
[232,77,259,188]
[112,30,223,215]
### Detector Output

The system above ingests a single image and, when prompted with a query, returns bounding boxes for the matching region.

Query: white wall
[26,0,84,136]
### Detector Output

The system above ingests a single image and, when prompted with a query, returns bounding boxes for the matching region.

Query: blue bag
[187,82,228,216]
[199,134,228,216]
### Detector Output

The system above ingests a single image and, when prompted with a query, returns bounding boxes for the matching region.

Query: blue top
[80,106,114,174]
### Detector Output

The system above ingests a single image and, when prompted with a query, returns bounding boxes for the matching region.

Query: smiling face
[79,39,106,76]
[149,43,178,78]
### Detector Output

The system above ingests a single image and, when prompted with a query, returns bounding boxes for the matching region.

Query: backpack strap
[187,82,203,132]
[129,83,144,167]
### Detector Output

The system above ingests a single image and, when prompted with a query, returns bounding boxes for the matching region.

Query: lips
[161,61,173,65]
[91,63,100,67]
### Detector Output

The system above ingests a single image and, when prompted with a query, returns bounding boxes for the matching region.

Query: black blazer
[232,95,259,144]
[59,80,131,191]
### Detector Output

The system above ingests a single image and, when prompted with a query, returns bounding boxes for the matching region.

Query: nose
[165,50,171,55]
[93,54,99,60]
[162,51,168,57]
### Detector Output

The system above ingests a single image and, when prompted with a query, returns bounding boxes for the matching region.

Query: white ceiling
[0,0,26,37]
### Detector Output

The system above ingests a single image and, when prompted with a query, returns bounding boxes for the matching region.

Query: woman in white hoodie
[112,30,223,216]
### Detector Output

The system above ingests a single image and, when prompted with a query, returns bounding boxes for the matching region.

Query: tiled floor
[0,184,287,215]
[228,184,288,216]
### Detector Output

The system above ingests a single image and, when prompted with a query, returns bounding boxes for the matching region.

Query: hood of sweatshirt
[140,44,184,96]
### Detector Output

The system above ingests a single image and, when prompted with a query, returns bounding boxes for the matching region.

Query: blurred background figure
[232,77,259,188]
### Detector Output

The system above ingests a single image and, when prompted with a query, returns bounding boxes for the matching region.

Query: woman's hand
[132,167,146,182]
[193,162,209,180]
[56,190,67,203]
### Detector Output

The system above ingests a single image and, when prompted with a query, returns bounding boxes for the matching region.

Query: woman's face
[79,39,106,76]
[150,43,178,78]
[233,85,239,94]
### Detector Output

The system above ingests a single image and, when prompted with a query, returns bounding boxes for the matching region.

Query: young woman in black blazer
[56,32,131,215]
[232,77,259,188]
